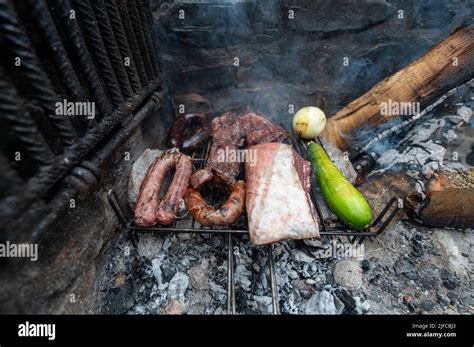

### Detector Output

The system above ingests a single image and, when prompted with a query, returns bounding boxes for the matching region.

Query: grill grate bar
[117,0,149,87]
[136,0,160,78]
[28,0,97,129]
[127,225,247,234]
[73,0,124,109]
[267,244,280,315]
[0,66,54,166]
[0,0,78,148]
[104,0,142,93]
[127,225,392,237]
[91,0,134,100]
[127,0,154,79]
[0,153,24,197]
[54,0,113,116]
[108,190,128,227]
[227,234,236,314]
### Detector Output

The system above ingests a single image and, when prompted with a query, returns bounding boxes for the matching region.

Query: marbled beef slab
[245,143,320,245]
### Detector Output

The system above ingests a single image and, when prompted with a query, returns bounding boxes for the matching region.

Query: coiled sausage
[185,180,246,226]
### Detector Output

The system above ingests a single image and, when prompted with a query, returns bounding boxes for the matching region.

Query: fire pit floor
[98,219,471,314]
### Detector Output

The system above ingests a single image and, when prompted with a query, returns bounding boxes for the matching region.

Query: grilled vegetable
[307,142,372,229]
[293,107,326,139]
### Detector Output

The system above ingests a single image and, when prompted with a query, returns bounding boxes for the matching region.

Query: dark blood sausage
[167,113,209,152]
[134,151,192,226]
[185,180,246,226]
[182,126,211,153]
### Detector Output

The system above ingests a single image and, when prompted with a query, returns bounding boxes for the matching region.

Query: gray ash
[99,217,471,315]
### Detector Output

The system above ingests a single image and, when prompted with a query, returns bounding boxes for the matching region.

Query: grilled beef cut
[245,143,320,245]
[190,111,289,190]
[240,111,289,146]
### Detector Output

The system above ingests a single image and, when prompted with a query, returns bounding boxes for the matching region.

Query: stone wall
[153,0,471,129]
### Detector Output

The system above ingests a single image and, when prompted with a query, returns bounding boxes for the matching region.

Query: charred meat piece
[245,143,319,245]
[240,111,289,146]
[185,180,246,226]
[190,112,244,190]
[134,150,193,226]
[190,111,288,190]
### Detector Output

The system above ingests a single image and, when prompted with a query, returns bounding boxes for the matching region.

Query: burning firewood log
[355,103,472,229]
[358,172,414,218]
[406,169,474,229]
[322,27,474,151]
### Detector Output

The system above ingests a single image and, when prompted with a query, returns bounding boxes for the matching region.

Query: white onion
[293,106,326,139]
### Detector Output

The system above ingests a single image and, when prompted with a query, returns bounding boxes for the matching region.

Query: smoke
[152,0,470,138]
[211,0,312,129]
[351,117,404,156]
[154,0,318,130]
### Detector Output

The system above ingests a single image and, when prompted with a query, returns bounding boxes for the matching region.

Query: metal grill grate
[107,136,401,314]
[0,0,162,241]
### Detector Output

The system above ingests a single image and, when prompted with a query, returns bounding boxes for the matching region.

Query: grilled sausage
[134,151,192,226]
[189,168,213,190]
[182,126,211,152]
[167,113,209,152]
[184,180,246,226]
[167,115,186,148]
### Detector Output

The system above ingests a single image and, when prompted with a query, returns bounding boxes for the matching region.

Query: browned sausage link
[185,180,246,226]
[134,154,174,226]
[189,168,213,190]
[155,153,192,225]
[167,113,209,150]
[134,151,192,226]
